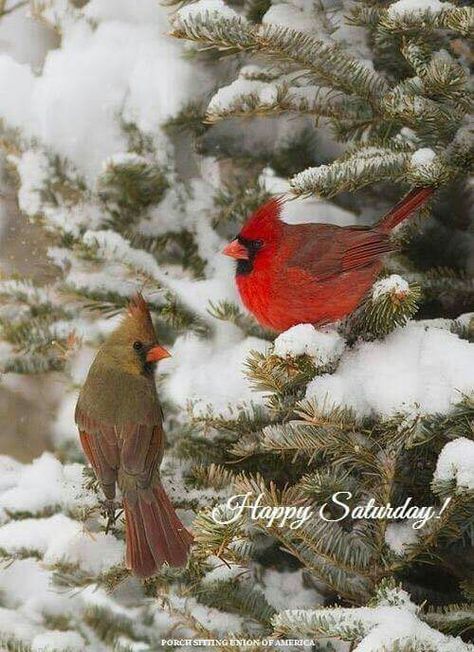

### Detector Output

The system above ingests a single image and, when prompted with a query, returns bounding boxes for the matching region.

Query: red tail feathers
[123,483,193,578]
[377,187,434,233]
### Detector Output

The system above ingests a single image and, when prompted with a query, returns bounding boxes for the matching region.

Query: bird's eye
[133,340,143,351]
[254,239,263,249]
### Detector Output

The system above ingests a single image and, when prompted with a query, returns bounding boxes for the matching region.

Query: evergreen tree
[0,0,472,650]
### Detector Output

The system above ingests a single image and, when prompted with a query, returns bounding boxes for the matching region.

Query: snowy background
[0,0,473,650]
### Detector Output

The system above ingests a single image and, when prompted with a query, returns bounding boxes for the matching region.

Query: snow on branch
[171,4,256,51]
[273,325,345,367]
[348,275,422,341]
[306,322,474,419]
[290,148,411,197]
[381,83,464,144]
[206,75,370,124]
[257,24,389,102]
[173,12,388,102]
[382,2,473,37]
[272,582,474,651]
[433,438,474,493]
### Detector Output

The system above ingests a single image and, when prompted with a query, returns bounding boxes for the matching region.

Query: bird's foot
[99,499,122,534]
[100,498,120,517]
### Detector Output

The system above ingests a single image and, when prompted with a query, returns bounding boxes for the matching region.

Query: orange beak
[146,344,171,363]
[222,239,249,260]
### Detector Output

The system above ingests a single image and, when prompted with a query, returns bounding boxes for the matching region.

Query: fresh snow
[208,78,279,115]
[306,323,474,418]
[274,324,345,366]
[433,438,474,490]
[385,521,419,555]
[0,2,53,69]
[8,150,51,217]
[276,590,474,651]
[262,3,321,33]
[31,631,85,652]
[83,229,163,279]
[0,452,97,515]
[176,0,240,22]
[201,559,248,585]
[102,151,149,169]
[410,147,437,168]
[262,568,324,610]
[0,513,124,574]
[0,557,66,615]
[0,539,143,650]
[168,593,245,636]
[81,227,237,324]
[12,150,105,235]
[387,0,455,18]
[0,456,23,493]
[0,0,207,182]
[164,328,268,416]
[259,168,363,227]
[372,274,410,300]
[279,196,359,227]
[291,150,407,195]
[0,607,42,644]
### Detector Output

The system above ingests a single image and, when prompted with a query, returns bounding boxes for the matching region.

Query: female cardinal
[75,293,193,578]
[223,187,433,332]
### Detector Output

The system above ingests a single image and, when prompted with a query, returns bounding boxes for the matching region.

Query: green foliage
[0,637,32,652]
[164,99,208,137]
[291,146,412,197]
[189,343,474,622]
[212,174,271,226]
[0,0,472,648]
[98,155,169,215]
[272,579,474,648]
[173,3,472,203]
[197,579,276,630]
[208,300,272,339]
[83,606,149,648]
[346,277,421,341]
[171,13,257,53]
[424,603,474,639]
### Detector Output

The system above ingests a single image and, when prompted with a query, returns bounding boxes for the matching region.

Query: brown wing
[76,406,165,499]
[76,408,120,500]
[119,422,165,490]
[284,224,394,282]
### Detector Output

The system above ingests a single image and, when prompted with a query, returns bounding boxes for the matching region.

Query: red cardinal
[223,188,433,332]
[75,293,193,578]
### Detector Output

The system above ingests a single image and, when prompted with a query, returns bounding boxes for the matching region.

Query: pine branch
[290,147,411,197]
[261,399,375,469]
[0,635,32,652]
[207,300,272,339]
[170,13,257,52]
[245,350,318,396]
[197,579,276,629]
[381,83,465,143]
[345,276,421,342]
[212,173,271,226]
[257,25,389,103]
[192,508,248,562]
[424,603,474,638]
[233,475,377,601]
[387,493,474,572]
[272,581,474,648]
[205,84,373,126]
[381,6,474,38]
[188,463,236,490]
[98,154,169,217]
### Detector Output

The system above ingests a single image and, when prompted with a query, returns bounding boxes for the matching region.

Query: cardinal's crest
[124,292,157,342]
